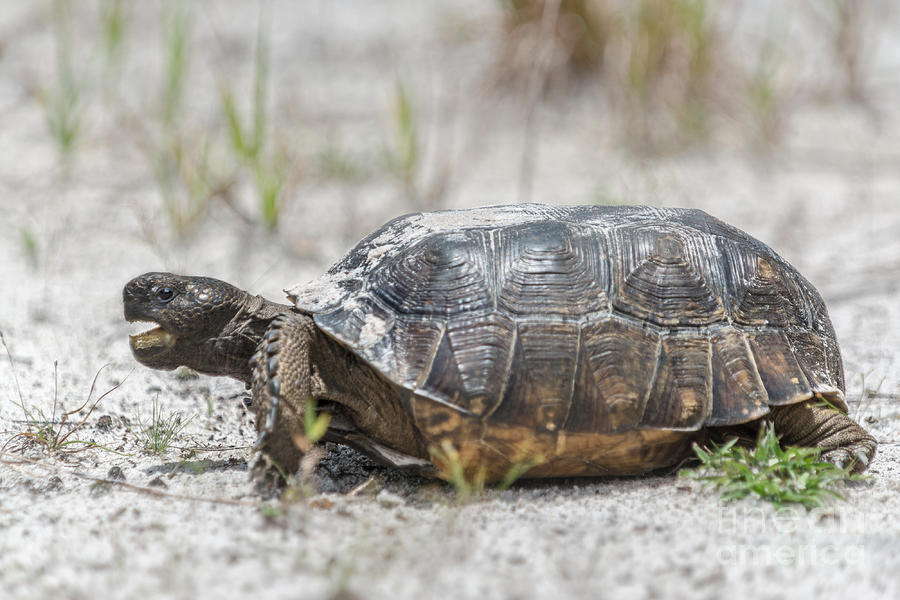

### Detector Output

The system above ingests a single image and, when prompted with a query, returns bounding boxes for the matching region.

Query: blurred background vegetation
[500,0,875,146]
[0,0,890,252]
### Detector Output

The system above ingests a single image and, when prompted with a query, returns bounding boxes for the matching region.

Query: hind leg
[250,313,318,479]
[768,400,876,472]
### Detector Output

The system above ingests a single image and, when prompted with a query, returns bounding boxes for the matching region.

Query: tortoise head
[123,272,290,383]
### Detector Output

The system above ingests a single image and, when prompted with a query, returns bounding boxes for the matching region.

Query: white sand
[1,2,899,599]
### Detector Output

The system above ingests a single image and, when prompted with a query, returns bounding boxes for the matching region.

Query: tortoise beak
[123,280,177,360]
[127,320,177,358]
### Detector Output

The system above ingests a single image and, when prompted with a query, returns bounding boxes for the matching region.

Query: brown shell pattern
[293,204,844,436]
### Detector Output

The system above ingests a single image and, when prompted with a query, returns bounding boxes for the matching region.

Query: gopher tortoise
[123,204,876,482]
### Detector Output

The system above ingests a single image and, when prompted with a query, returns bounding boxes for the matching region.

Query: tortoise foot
[821,441,876,474]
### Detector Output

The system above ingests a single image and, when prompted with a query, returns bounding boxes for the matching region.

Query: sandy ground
[1,2,900,599]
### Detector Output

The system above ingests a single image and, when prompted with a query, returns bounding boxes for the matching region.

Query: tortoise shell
[286,204,844,476]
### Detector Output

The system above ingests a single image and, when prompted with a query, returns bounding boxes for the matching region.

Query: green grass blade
[680,423,864,510]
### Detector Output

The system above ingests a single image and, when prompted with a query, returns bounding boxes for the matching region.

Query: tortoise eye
[155,287,175,303]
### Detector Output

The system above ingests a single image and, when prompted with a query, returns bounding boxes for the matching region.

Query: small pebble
[375,489,404,508]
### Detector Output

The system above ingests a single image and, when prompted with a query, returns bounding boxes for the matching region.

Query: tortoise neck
[210,294,293,384]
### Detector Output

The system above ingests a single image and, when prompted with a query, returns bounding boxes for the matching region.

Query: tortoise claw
[264,394,278,432]
[257,322,284,438]
[253,431,267,450]
[822,444,874,474]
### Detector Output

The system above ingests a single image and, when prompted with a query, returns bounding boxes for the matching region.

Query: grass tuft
[136,396,194,455]
[270,396,331,498]
[150,132,225,235]
[499,0,616,83]
[384,77,451,210]
[290,396,331,455]
[161,1,190,129]
[100,0,127,70]
[387,79,419,194]
[747,38,784,146]
[495,0,803,150]
[618,0,719,147]
[1,332,125,455]
[497,455,544,491]
[41,0,82,159]
[20,227,39,267]
[680,423,864,511]
[303,397,331,446]
[218,14,286,229]
[259,503,284,520]
[149,1,234,237]
[429,439,487,502]
[429,440,544,501]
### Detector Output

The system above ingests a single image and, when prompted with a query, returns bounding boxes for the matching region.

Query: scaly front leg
[250,313,318,480]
